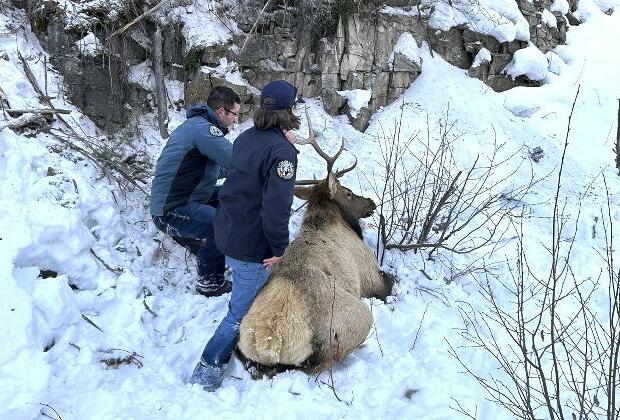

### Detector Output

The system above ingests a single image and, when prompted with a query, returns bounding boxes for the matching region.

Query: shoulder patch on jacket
[210,125,224,136]
[276,160,295,180]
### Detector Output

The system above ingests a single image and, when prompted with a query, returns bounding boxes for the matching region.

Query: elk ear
[294,185,313,200]
[327,173,338,199]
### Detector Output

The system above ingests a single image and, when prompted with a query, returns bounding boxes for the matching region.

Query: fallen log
[0,113,46,132]
[5,108,71,115]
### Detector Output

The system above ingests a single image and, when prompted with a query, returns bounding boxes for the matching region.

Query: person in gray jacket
[150,86,241,297]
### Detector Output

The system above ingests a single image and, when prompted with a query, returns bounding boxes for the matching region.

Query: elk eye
[346,192,352,199]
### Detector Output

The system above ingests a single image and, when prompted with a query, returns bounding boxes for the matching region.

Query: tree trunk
[153,26,168,139]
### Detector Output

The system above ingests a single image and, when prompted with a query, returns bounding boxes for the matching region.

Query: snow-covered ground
[1,0,619,419]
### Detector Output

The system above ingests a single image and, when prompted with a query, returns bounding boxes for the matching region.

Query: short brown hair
[207,86,241,111]
[253,108,301,131]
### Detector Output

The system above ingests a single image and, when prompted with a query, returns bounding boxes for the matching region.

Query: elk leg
[235,348,287,379]
[313,292,373,371]
[360,270,394,302]
[238,279,314,367]
[376,270,396,301]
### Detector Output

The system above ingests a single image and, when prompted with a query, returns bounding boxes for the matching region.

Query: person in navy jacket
[150,86,241,297]
[189,80,301,391]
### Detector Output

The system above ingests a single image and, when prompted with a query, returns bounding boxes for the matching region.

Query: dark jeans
[152,201,225,285]
[201,256,271,366]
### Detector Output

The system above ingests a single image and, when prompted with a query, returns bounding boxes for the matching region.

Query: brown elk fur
[238,174,392,373]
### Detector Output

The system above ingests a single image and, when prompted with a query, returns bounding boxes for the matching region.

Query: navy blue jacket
[215,127,298,262]
[150,104,232,216]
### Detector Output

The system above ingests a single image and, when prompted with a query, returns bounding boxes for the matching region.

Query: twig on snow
[40,403,63,420]
[90,248,123,275]
[82,314,104,333]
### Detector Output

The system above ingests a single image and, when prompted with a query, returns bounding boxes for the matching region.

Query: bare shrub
[98,348,144,369]
[48,122,152,194]
[365,105,535,267]
[446,89,620,420]
[615,99,619,174]
[13,49,150,193]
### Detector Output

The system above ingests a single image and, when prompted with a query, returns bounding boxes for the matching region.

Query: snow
[381,0,617,44]
[380,5,420,17]
[471,47,492,68]
[163,0,241,51]
[337,89,372,118]
[546,50,567,75]
[541,8,558,28]
[128,60,156,92]
[504,44,549,81]
[74,32,101,57]
[199,58,258,94]
[380,1,530,43]
[1,1,620,420]
[42,0,133,32]
[551,0,570,15]
[576,0,617,21]
[422,0,530,42]
[388,32,422,68]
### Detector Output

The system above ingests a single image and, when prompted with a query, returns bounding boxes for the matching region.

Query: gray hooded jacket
[150,104,232,216]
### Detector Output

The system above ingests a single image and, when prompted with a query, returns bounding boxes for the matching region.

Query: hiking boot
[196,276,232,297]
[189,360,225,392]
[171,236,203,256]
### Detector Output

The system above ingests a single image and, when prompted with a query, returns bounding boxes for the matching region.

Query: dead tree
[153,26,168,139]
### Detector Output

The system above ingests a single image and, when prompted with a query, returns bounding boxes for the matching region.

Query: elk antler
[294,155,357,185]
[295,107,358,185]
[296,107,344,174]
[334,156,357,178]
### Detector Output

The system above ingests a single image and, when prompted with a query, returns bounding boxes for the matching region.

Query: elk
[237,111,393,373]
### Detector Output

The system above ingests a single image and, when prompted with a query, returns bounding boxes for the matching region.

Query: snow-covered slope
[1,1,619,419]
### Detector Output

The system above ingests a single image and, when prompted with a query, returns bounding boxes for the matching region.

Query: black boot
[196,275,232,297]
[171,236,204,256]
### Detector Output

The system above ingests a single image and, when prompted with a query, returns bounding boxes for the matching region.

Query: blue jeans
[201,256,271,366]
[152,201,225,283]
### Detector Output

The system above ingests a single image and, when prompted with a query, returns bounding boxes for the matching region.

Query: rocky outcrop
[13,0,574,132]
[464,30,531,91]
[518,0,567,53]
[188,6,428,130]
[465,1,568,91]
[184,67,257,121]
[13,0,187,131]
[188,0,570,130]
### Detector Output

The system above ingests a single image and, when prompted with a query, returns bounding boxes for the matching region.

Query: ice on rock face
[74,32,101,57]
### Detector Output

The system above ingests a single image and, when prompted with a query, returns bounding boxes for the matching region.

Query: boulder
[322,88,347,116]
[185,71,256,119]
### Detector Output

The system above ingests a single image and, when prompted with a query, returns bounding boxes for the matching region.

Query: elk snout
[362,199,376,218]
